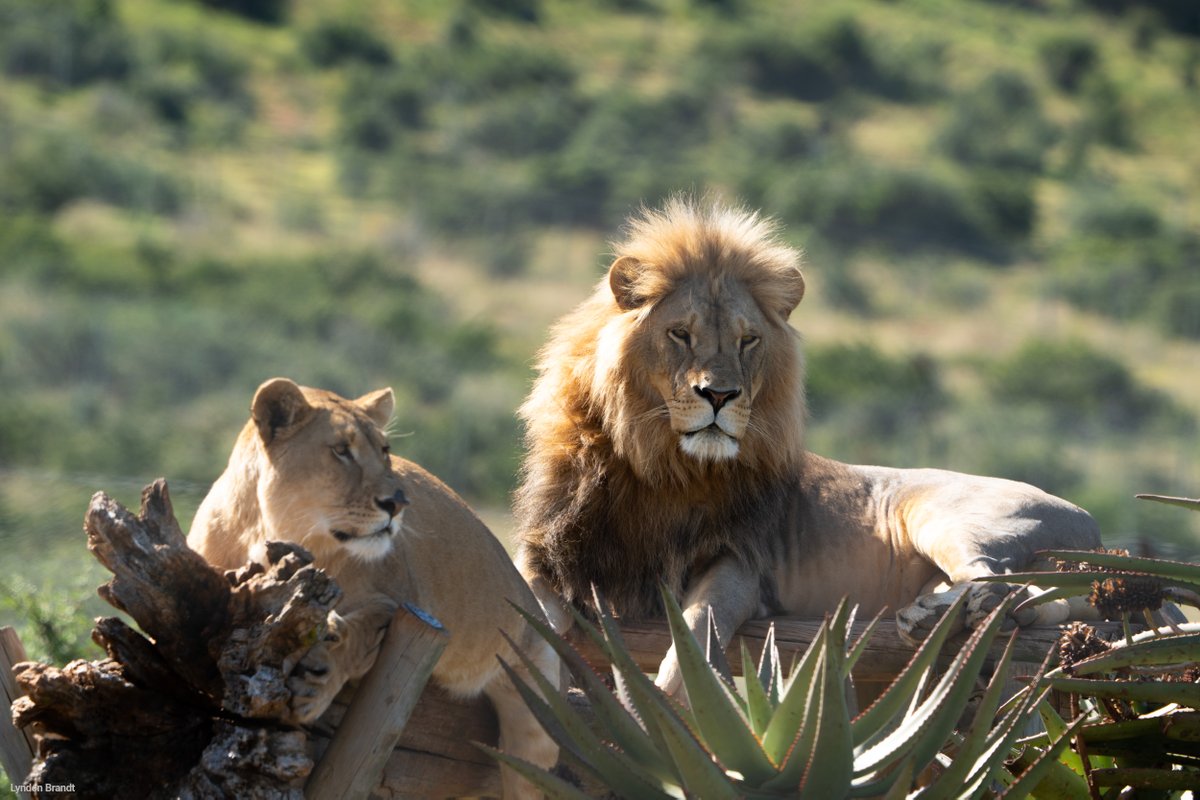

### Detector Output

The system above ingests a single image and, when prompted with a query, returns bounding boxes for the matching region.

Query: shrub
[465,0,542,23]
[771,161,1013,256]
[338,65,427,152]
[301,18,393,67]
[806,343,945,439]
[937,70,1057,173]
[1039,32,1100,92]
[0,0,132,88]
[1080,72,1135,149]
[986,339,1181,433]
[133,28,256,130]
[466,86,588,157]
[190,0,289,25]
[0,128,184,215]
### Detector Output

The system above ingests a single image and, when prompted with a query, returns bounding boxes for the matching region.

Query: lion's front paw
[285,639,346,725]
[896,581,1016,646]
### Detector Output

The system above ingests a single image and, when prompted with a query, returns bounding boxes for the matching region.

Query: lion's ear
[777,266,806,318]
[608,255,647,311]
[356,387,395,428]
[252,378,314,445]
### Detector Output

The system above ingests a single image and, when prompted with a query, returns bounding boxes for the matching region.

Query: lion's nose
[375,488,410,518]
[695,385,742,412]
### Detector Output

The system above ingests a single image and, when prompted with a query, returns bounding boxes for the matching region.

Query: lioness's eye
[668,328,691,345]
[740,335,760,351]
[332,443,353,461]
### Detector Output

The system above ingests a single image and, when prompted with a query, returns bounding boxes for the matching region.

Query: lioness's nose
[695,385,741,412]
[376,488,410,518]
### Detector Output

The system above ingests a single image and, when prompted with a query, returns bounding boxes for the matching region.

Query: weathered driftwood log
[10,480,340,799]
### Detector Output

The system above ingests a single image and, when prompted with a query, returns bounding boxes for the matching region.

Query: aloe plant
[485,585,1049,799]
[989,492,1200,799]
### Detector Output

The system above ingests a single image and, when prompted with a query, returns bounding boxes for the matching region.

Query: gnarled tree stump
[11,480,340,799]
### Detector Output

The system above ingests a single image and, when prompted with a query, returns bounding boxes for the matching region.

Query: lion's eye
[740,335,760,352]
[668,328,691,345]
[332,443,353,462]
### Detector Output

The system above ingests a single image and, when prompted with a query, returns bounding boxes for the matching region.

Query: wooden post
[0,626,34,798]
[305,603,449,800]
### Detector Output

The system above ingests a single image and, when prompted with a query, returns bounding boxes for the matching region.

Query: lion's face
[635,277,770,462]
[252,379,408,562]
[585,200,806,475]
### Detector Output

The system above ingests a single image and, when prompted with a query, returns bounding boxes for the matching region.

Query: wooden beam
[0,626,34,797]
[305,604,449,800]
[566,617,1131,680]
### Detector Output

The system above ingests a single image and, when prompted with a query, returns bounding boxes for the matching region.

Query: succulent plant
[485,585,1047,799]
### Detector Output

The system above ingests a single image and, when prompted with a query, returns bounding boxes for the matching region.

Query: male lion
[514,197,1102,694]
[188,378,558,799]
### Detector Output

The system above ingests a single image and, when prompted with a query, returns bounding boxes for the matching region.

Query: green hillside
[1,0,1198,668]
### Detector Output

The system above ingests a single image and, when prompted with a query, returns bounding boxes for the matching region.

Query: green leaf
[478,744,597,800]
[1047,676,1200,706]
[1040,549,1200,584]
[852,591,968,746]
[798,634,854,799]
[494,653,674,799]
[742,639,774,737]
[1136,494,1200,512]
[846,608,885,674]
[508,602,676,780]
[659,586,779,783]
[762,621,827,765]
[1063,631,1200,677]
[758,624,783,708]
[855,594,1016,779]
[1037,700,1086,778]
[998,717,1089,800]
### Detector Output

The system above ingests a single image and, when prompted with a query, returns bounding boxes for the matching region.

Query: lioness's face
[253,379,408,561]
[644,277,769,462]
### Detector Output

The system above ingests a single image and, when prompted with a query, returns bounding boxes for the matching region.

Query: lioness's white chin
[339,531,395,561]
[679,429,740,462]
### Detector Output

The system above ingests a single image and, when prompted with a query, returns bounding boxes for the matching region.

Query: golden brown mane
[514,198,808,618]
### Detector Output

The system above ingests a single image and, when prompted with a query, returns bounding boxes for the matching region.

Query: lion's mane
[514,198,808,619]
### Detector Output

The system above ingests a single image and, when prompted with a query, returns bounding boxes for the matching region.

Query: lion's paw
[285,639,345,725]
[896,582,1017,646]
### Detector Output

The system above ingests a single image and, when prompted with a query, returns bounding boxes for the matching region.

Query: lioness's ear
[777,266,806,318]
[356,388,395,428]
[252,378,313,445]
[608,255,646,311]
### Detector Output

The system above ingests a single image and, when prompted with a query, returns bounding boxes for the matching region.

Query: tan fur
[189,379,557,799]
[514,197,1101,693]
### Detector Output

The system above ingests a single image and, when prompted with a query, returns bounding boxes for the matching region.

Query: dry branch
[11,480,340,800]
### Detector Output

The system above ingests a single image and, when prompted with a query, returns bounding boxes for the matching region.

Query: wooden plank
[0,626,34,797]
[566,618,1131,680]
[305,604,449,800]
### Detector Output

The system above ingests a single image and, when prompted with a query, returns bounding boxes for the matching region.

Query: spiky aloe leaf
[998,717,1088,800]
[956,687,1057,799]
[1043,548,1200,582]
[584,588,738,797]
[761,621,827,765]
[704,607,736,689]
[1047,676,1200,706]
[851,591,969,746]
[846,608,885,674]
[797,630,854,799]
[911,630,1023,800]
[855,594,1017,779]
[1136,494,1200,512]
[763,646,827,791]
[494,630,675,798]
[659,587,779,783]
[1037,700,1087,778]
[1011,584,1083,617]
[477,744,599,800]
[741,640,774,736]
[507,602,677,781]
[1056,631,1200,677]
[758,624,783,708]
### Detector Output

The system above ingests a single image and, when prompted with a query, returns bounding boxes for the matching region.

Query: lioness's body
[189,379,557,799]
[514,198,1099,692]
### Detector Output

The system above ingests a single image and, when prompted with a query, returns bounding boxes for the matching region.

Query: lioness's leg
[655,555,761,696]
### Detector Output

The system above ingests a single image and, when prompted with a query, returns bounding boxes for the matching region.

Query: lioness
[514,197,1102,694]
[188,378,558,799]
